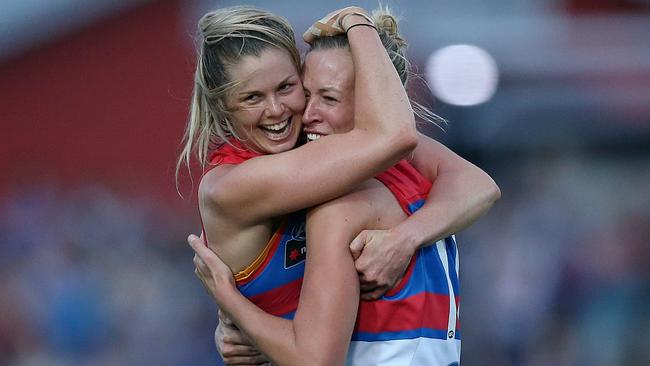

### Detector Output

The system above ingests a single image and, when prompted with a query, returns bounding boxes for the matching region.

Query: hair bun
[372,9,407,51]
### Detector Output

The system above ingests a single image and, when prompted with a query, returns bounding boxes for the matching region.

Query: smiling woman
[176,5,419,288]
[302,47,356,140]
[225,48,305,154]
[184,5,500,366]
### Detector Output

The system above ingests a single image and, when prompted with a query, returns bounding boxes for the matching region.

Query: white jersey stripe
[435,240,457,339]
[347,338,461,365]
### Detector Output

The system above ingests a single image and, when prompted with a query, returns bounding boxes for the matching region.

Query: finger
[359,281,378,293]
[302,26,317,44]
[219,309,236,327]
[222,344,263,357]
[356,268,372,283]
[361,285,389,301]
[221,325,253,346]
[189,235,225,270]
[188,233,206,247]
[222,354,269,365]
[193,254,209,274]
[354,251,373,273]
[223,332,253,346]
[193,268,212,294]
[188,234,212,261]
[349,231,368,260]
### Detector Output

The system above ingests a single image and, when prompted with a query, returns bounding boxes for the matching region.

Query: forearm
[216,264,356,366]
[190,234,350,366]
[217,285,309,366]
[392,167,500,250]
[347,18,416,150]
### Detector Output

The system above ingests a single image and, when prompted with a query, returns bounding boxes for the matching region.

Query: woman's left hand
[303,6,372,44]
[188,234,236,305]
[350,230,414,300]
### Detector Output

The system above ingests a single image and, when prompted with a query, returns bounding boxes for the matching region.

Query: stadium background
[1,0,648,365]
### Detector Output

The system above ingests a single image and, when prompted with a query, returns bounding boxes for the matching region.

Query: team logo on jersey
[284,221,306,269]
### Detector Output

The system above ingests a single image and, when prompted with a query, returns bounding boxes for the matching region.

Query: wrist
[341,13,373,31]
[388,225,420,254]
[213,276,237,303]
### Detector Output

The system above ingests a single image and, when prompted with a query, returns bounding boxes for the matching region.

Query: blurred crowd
[0,185,220,365]
[1,149,648,366]
[460,150,650,366]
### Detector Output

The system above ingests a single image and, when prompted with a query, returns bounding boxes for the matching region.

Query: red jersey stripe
[248,278,303,317]
[355,292,451,333]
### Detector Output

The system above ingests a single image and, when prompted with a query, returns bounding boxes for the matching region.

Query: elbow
[492,182,502,202]
[484,175,501,205]
[467,168,501,210]
[394,123,418,158]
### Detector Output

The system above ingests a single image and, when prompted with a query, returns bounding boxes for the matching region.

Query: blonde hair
[176,6,300,190]
[307,7,444,128]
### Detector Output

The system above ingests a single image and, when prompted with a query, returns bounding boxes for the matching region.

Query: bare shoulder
[198,165,236,208]
[198,164,276,272]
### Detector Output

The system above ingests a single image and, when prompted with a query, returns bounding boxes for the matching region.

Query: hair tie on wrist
[346,23,377,34]
[340,11,374,29]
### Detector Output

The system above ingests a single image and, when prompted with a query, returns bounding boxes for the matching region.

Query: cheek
[230,109,261,134]
[333,108,354,133]
[286,89,306,112]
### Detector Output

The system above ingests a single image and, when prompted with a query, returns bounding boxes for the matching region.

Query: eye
[243,94,261,103]
[279,82,294,92]
[324,95,338,103]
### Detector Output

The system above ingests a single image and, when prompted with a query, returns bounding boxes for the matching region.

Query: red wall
[1,0,196,203]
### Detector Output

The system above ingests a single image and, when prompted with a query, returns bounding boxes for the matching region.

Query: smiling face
[301,48,355,141]
[225,48,305,154]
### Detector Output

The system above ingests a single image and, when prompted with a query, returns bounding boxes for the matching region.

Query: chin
[263,136,298,154]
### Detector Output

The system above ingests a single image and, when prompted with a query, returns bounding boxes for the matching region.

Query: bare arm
[190,197,368,366]
[205,10,416,224]
[399,133,501,245]
[352,133,501,299]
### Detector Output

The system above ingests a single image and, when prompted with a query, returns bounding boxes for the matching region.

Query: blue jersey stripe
[352,328,450,342]
[381,248,450,300]
[239,219,307,298]
[407,198,426,214]
[281,311,296,320]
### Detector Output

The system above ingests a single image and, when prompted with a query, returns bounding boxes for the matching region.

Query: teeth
[306,133,322,141]
[261,119,288,131]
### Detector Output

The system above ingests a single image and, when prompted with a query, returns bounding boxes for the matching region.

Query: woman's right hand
[188,234,236,305]
[216,309,270,365]
[303,6,373,44]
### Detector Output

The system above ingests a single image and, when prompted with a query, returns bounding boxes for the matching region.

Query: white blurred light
[426,44,499,106]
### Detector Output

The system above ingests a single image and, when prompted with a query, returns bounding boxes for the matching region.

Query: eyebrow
[317,86,341,94]
[302,84,340,94]
[237,74,296,96]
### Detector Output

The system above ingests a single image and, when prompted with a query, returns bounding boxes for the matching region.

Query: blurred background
[1,0,648,365]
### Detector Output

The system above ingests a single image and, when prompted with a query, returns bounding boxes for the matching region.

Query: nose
[302,98,319,126]
[265,95,284,118]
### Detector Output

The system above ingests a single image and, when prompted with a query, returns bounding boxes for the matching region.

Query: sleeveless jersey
[346,160,461,366]
[200,140,307,319]
[203,142,461,364]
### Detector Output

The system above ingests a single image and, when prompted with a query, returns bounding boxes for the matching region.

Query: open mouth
[259,117,293,141]
[305,132,324,142]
